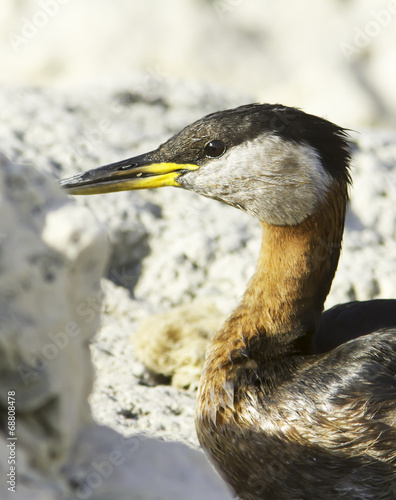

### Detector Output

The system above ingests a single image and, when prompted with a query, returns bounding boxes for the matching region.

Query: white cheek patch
[182,133,334,225]
[223,134,333,197]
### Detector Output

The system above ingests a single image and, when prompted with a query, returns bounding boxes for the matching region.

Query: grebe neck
[200,186,347,385]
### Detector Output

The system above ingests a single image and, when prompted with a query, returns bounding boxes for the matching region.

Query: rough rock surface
[0,153,108,498]
[0,80,395,497]
[0,154,233,498]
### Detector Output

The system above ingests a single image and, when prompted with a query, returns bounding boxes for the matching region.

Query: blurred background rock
[1,0,396,128]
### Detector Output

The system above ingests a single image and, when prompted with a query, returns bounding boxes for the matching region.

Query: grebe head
[60,104,351,225]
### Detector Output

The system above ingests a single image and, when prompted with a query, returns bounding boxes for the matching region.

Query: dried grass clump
[132,300,224,389]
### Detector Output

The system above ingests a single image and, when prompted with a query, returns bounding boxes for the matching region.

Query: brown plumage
[60,104,396,499]
[196,184,396,499]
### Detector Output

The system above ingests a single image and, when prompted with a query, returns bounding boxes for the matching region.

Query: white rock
[0,154,107,476]
[0,154,233,498]
[69,424,233,500]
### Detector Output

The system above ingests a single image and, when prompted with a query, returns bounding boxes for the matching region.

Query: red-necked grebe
[61,104,396,499]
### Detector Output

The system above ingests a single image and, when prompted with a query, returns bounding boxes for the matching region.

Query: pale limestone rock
[0,155,233,499]
[0,154,108,495]
[68,424,233,500]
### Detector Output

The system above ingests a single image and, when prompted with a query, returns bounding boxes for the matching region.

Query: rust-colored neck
[196,170,350,500]
[203,186,347,371]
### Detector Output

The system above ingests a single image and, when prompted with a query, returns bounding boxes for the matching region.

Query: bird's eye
[204,140,226,158]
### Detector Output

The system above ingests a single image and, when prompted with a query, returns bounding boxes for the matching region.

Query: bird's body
[314,299,396,353]
[196,217,396,499]
[61,104,396,499]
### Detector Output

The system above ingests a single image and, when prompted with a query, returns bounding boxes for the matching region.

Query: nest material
[132,300,224,388]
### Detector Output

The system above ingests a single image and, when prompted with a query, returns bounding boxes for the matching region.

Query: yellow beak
[60,155,198,195]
